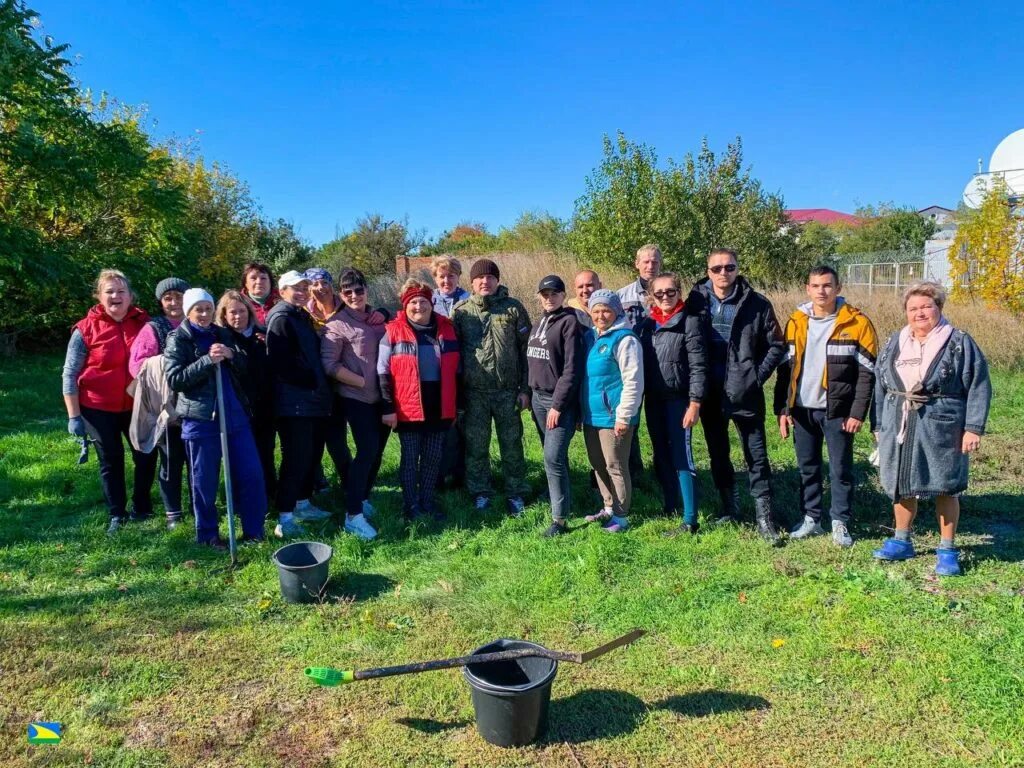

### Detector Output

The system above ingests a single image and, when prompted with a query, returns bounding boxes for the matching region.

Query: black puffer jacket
[688,277,785,417]
[229,327,273,416]
[165,322,250,422]
[637,304,707,402]
[265,300,331,418]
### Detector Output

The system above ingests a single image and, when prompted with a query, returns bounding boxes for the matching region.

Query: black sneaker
[664,522,700,538]
[542,522,568,538]
[106,516,124,535]
[128,506,152,522]
[201,538,228,552]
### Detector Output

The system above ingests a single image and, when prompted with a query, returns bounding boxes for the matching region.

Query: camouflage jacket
[451,285,532,393]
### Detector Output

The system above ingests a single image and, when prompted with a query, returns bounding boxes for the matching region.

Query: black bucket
[271,541,333,604]
[462,639,558,747]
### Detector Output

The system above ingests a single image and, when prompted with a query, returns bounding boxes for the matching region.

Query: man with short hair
[774,265,878,548]
[452,259,533,515]
[689,248,786,544]
[617,244,662,329]
[568,269,601,328]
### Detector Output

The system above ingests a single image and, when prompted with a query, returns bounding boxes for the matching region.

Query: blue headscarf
[303,267,333,284]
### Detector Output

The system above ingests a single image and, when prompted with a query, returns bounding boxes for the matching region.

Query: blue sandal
[872,537,916,561]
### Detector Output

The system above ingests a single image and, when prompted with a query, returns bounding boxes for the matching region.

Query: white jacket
[129,355,177,454]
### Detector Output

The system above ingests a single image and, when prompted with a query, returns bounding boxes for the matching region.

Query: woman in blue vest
[580,289,645,533]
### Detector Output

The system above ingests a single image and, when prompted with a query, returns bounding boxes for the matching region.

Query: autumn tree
[319,214,422,277]
[569,132,804,284]
[949,179,1024,314]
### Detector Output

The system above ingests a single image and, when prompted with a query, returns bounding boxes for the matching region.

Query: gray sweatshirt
[796,301,838,410]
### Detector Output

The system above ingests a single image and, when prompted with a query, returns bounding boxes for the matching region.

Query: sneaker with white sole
[585,508,613,524]
[361,499,376,519]
[790,516,826,539]
[506,496,525,517]
[344,513,377,541]
[294,499,330,521]
[274,518,306,538]
[831,521,853,548]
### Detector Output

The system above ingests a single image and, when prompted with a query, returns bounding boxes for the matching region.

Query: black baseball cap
[537,275,565,293]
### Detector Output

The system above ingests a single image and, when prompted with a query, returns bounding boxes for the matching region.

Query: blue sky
[37,1,1024,246]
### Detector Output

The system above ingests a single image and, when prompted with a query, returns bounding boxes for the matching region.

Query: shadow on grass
[396,717,472,734]
[543,688,647,744]
[334,572,395,602]
[656,690,770,718]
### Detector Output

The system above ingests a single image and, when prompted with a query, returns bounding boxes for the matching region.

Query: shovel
[306,629,645,686]
[215,362,238,568]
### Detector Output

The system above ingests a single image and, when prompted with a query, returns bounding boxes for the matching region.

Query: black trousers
[343,398,391,517]
[80,406,158,520]
[699,390,772,499]
[251,410,277,501]
[323,394,352,487]
[275,416,326,513]
[156,424,186,520]
[792,406,855,525]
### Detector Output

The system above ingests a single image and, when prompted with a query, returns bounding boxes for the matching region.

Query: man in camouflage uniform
[452,259,532,516]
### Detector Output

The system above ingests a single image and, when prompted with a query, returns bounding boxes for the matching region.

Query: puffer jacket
[637,303,707,402]
[688,277,785,417]
[265,301,332,418]
[165,321,250,422]
[871,327,991,500]
[451,285,531,393]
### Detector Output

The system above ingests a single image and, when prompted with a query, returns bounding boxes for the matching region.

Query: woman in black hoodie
[527,275,583,537]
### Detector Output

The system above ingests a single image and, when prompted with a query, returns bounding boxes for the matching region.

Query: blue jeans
[645,396,697,519]
[531,391,577,522]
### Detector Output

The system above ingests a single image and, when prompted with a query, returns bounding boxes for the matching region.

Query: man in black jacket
[527,275,583,536]
[689,248,786,544]
[265,271,333,538]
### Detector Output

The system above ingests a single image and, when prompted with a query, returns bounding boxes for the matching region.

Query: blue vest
[581,327,639,428]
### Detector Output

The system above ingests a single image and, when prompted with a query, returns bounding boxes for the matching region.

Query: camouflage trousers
[463,388,529,498]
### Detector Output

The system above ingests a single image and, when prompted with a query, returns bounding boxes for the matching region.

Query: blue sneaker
[935,548,962,576]
[872,537,916,561]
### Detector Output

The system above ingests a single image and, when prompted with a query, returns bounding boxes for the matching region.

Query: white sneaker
[344,513,377,541]
[274,517,306,538]
[361,499,376,519]
[294,499,330,521]
[789,516,826,539]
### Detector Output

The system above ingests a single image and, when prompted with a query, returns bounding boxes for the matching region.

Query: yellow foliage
[950,179,1024,314]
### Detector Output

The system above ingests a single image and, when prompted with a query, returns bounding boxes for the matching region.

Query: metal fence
[845,261,925,294]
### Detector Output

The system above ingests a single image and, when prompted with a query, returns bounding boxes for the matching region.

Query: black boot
[755,496,783,546]
[715,486,740,524]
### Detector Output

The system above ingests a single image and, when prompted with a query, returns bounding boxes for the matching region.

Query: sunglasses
[709,264,738,274]
[341,286,366,296]
[652,289,678,299]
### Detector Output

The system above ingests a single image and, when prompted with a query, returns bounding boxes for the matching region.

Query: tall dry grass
[376,252,1024,369]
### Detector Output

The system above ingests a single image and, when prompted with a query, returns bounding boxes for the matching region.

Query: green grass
[2,353,1023,767]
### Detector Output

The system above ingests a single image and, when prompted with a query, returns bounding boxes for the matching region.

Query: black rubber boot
[755,496,783,546]
[715,486,740,524]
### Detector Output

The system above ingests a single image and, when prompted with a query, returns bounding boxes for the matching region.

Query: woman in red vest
[62,269,158,534]
[378,279,461,522]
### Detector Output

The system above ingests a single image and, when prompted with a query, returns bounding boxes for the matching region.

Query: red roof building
[786,208,862,226]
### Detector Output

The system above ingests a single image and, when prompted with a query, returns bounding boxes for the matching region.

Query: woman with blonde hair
[63,269,157,534]
[871,281,991,576]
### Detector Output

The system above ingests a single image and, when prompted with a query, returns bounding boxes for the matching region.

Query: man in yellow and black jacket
[773,265,878,549]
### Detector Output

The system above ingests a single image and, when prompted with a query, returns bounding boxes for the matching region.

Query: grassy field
[1,353,1022,767]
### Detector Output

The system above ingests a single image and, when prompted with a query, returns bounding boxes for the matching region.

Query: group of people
[62,243,992,575]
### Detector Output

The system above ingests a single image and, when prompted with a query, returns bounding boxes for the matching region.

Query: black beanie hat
[470,259,500,281]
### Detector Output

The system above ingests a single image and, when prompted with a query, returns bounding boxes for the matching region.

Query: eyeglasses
[341,286,366,297]
[709,264,738,274]
[652,290,678,299]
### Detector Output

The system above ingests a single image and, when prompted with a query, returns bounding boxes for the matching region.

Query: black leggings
[342,398,391,517]
[156,424,186,520]
[80,406,158,520]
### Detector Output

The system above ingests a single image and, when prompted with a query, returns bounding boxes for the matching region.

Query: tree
[319,214,422,277]
[834,204,936,255]
[421,221,498,256]
[252,218,315,277]
[949,179,1024,314]
[496,211,568,253]
[569,132,803,284]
